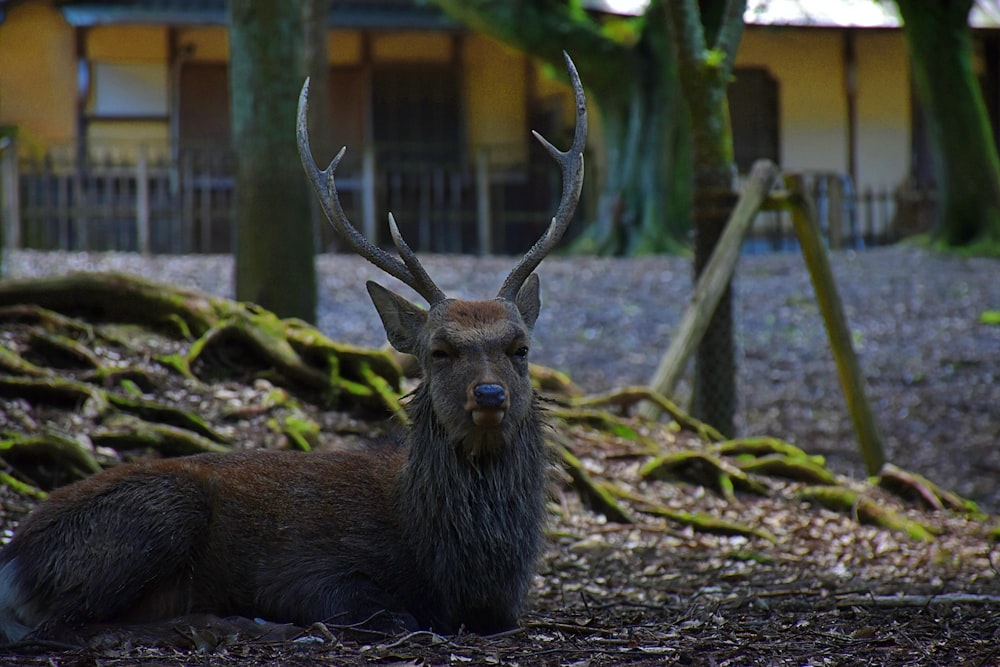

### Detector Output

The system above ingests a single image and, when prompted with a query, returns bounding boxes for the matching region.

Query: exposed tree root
[553,435,634,524]
[92,415,231,457]
[797,485,937,541]
[0,430,102,491]
[604,483,776,541]
[640,451,770,499]
[878,463,981,516]
[567,386,723,442]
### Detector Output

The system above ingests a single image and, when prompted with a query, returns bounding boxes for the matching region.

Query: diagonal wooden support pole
[641,160,779,421]
[784,173,886,475]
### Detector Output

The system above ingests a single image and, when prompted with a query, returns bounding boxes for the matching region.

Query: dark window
[179,63,230,152]
[371,65,462,166]
[728,67,780,173]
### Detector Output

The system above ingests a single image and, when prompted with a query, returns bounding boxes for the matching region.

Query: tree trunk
[431,0,692,256]
[669,0,746,436]
[577,46,690,255]
[897,0,1000,247]
[229,0,317,322]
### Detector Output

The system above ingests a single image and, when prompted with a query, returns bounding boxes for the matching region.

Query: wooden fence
[11,147,234,254]
[1,140,572,256]
[1,139,933,256]
[744,171,936,253]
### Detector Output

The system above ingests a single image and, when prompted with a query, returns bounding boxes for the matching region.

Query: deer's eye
[511,346,529,361]
[431,348,452,362]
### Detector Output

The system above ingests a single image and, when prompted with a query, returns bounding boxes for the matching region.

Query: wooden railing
[1,140,933,256]
[743,171,936,253]
[3,141,572,256]
[13,148,235,254]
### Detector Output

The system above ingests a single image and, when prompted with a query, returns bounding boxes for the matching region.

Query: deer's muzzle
[470,383,507,427]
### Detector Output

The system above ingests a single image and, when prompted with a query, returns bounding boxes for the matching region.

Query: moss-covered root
[555,439,634,524]
[0,375,108,415]
[571,386,724,442]
[92,414,230,457]
[605,484,776,541]
[0,430,103,487]
[0,471,48,500]
[714,437,837,485]
[877,463,981,516]
[798,485,937,541]
[530,364,584,397]
[0,272,222,336]
[640,451,770,499]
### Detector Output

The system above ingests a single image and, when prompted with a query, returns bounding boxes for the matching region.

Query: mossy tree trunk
[667,0,746,435]
[897,0,1000,248]
[229,0,318,322]
[431,0,691,255]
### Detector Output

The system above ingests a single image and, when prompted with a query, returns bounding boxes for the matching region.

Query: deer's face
[367,277,540,457]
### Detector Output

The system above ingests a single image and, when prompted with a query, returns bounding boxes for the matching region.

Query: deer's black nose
[473,383,506,408]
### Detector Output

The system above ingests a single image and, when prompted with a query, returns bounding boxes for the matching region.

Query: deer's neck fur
[396,381,548,630]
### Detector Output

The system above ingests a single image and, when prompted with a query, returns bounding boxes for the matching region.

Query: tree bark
[897,0,1000,247]
[229,0,318,321]
[431,0,691,255]
[668,0,746,436]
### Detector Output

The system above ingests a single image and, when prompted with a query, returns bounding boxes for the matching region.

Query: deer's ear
[514,273,541,332]
[366,281,427,354]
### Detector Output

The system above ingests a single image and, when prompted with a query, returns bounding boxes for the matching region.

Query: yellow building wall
[177,26,228,62]
[84,25,170,155]
[854,30,909,189]
[175,26,361,66]
[737,27,910,189]
[86,25,167,61]
[738,29,849,176]
[0,0,77,153]
[330,30,362,66]
[464,35,528,167]
[373,32,453,63]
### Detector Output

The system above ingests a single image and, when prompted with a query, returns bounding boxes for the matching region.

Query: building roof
[3,0,998,31]
[585,0,1000,29]
[50,0,459,30]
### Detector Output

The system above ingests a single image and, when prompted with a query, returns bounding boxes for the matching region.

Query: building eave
[56,1,460,30]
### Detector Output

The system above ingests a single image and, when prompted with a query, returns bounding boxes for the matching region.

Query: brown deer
[0,53,586,643]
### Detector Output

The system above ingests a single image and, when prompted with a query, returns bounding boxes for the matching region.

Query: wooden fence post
[361,144,377,242]
[476,147,491,256]
[828,175,844,250]
[136,148,151,254]
[0,135,20,252]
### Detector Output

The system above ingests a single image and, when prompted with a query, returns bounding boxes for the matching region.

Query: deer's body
[0,54,586,644]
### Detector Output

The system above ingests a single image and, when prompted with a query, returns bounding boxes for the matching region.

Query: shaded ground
[0,246,998,666]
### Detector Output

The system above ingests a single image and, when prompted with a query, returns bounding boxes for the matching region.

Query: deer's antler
[496,51,587,302]
[296,81,447,306]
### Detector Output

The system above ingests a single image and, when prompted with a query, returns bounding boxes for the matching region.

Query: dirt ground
[0,248,998,666]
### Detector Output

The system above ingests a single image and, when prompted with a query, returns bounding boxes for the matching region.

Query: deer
[0,52,586,644]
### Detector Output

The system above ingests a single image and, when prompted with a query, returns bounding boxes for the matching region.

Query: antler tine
[497,51,587,302]
[296,78,446,305]
[387,213,446,304]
